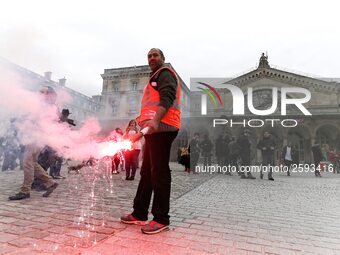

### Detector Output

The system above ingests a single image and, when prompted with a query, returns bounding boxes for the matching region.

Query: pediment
[225,67,339,94]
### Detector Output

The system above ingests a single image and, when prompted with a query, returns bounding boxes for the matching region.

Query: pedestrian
[123,120,142,180]
[221,133,231,169]
[215,134,224,169]
[328,148,338,174]
[282,141,298,176]
[120,48,180,234]
[9,86,58,200]
[110,128,124,174]
[50,109,75,179]
[1,119,20,171]
[228,137,240,176]
[237,130,256,179]
[312,142,323,177]
[179,146,190,172]
[201,134,212,167]
[257,131,276,181]
[189,132,200,173]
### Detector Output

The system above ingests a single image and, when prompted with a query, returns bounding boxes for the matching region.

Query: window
[132,81,138,91]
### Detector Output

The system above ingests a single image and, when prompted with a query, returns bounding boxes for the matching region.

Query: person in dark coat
[50,109,76,179]
[257,131,276,181]
[215,134,225,168]
[222,134,231,169]
[311,142,323,177]
[201,134,212,167]
[228,137,240,176]
[237,130,255,179]
[189,132,200,173]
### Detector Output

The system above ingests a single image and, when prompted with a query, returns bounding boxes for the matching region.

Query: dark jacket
[149,68,177,111]
[215,136,225,157]
[189,138,200,155]
[60,116,76,126]
[257,136,276,155]
[148,67,178,132]
[311,144,323,163]
[228,140,240,157]
[201,137,212,156]
[237,134,251,153]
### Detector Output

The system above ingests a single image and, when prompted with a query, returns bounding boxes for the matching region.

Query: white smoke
[0,65,123,160]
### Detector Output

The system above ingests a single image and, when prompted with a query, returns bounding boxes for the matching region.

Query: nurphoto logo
[197,81,312,128]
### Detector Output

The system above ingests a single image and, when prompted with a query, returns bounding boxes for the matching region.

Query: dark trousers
[111,156,120,173]
[240,154,251,176]
[50,157,62,176]
[191,152,199,172]
[230,154,238,168]
[125,149,140,177]
[314,159,321,176]
[284,159,293,175]
[132,131,178,225]
[261,153,274,178]
[203,154,211,166]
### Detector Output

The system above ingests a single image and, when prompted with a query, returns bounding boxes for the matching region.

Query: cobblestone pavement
[0,162,339,255]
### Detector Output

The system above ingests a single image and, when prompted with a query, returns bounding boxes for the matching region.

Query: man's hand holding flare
[129,127,150,143]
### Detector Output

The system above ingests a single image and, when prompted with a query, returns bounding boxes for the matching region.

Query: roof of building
[0,56,101,105]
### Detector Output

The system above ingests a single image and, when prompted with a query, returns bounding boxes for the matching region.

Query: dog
[67,158,96,174]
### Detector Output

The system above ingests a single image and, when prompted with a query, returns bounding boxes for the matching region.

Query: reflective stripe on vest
[137,66,181,129]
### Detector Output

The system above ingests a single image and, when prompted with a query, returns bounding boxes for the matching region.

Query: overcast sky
[0,0,339,96]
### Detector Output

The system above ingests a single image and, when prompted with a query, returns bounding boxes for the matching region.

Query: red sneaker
[120,214,147,225]
[141,220,169,234]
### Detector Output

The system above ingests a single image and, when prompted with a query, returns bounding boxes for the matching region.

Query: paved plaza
[0,162,339,255]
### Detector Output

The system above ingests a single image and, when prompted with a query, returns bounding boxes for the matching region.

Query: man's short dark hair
[62,109,70,116]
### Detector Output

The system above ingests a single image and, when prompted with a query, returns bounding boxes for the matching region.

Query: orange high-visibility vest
[137,66,181,129]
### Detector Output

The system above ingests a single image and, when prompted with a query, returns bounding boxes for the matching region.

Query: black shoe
[125,176,130,180]
[55,175,66,179]
[42,183,58,197]
[130,176,134,180]
[315,172,322,177]
[240,175,247,179]
[9,192,30,200]
[247,175,256,179]
[268,177,274,181]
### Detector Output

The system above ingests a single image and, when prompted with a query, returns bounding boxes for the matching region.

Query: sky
[1,0,339,97]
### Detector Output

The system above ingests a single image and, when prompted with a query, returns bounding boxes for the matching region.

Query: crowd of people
[178,130,340,180]
[0,119,25,172]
